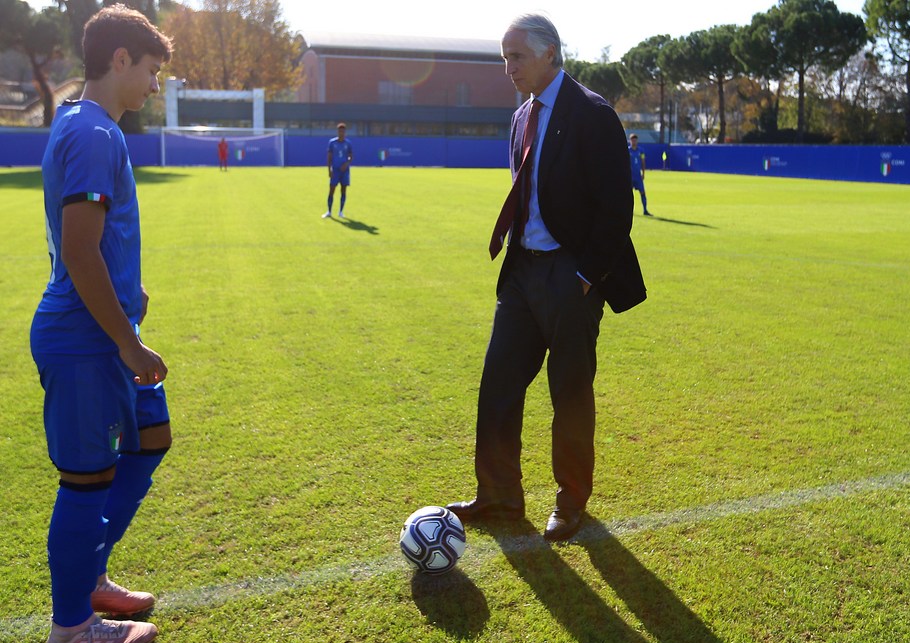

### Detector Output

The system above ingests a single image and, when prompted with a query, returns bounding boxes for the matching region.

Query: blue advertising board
[1,129,907,185]
[662,144,910,185]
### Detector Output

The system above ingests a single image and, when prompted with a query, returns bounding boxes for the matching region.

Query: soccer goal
[161,127,285,167]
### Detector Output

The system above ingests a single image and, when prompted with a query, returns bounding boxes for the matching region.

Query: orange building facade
[292,32,520,137]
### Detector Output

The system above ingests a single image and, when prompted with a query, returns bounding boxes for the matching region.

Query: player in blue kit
[629,133,652,216]
[322,122,353,218]
[30,5,173,643]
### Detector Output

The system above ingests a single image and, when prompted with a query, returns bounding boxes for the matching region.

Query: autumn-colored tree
[162,0,300,96]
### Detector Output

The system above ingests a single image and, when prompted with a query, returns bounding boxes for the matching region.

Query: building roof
[303,32,502,60]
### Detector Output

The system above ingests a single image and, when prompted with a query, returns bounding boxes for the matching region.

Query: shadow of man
[578,521,722,643]
[486,518,649,643]
[410,567,489,639]
[333,216,379,235]
[642,213,716,229]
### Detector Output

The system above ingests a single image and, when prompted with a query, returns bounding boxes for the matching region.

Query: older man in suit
[446,13,646,541]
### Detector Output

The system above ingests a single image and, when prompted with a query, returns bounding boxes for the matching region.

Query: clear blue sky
[25,0,869,62]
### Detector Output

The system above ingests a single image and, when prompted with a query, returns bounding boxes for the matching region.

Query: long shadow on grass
[484,518,648,643]
[640,212,716,229]
[0,168,189,189]
[332,217,379,235]
[0,169,42,188]
[577,521,722,643]
[133,168,193,183]
[410,567,489,638]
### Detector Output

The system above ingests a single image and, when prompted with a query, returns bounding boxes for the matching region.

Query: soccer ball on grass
[399,506,467,574]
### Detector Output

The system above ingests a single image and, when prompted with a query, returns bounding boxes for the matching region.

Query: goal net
[161,127,285,167]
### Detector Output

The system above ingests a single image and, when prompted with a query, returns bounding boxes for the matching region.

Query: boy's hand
[120,341,167,385]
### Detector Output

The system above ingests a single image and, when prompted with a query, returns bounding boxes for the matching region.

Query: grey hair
[507,13,563,68]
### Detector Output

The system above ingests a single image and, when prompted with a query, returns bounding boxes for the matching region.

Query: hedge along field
[1,166,909,642]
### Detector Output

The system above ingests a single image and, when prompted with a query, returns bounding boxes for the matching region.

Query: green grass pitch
[1,166,909,642]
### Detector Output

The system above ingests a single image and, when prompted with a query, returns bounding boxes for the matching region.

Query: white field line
[3,471,909,638]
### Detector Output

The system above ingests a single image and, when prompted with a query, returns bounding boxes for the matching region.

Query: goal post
[161,127,285,167]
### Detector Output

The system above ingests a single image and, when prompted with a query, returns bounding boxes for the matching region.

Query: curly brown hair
[83,4,173,80]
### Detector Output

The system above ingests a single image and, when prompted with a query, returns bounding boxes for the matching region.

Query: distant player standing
[322,122,353,219]
[217,136,228,171]
[629,133,652,216]
[31,5,172,642]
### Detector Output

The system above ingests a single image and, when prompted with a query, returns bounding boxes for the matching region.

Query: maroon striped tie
[489,99,541,259]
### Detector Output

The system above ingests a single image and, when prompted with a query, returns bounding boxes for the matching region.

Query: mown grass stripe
[3,470,908,638]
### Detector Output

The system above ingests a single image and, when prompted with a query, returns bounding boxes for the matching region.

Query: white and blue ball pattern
[399,506,467,574]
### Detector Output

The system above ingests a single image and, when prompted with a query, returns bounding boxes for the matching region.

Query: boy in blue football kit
[322,123,353,218]
[31,6,173,643]
[629,133,652,216]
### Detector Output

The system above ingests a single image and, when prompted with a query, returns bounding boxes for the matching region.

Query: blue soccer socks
[48,484,110,627]
[97,450,167,578]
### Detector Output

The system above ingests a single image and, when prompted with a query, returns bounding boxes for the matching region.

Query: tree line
[1,0,907,143]
[567,0,910,144]
[0,0,301,130]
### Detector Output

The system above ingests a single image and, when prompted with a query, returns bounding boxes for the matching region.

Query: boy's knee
[59,466,117,489]
[138,422,172,451]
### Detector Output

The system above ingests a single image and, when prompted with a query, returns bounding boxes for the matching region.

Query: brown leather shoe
[445,497,525,521]
[543,508,584,542]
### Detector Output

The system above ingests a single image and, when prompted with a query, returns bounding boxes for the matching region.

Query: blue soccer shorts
[330,167,350,187]
[35,352,170,474]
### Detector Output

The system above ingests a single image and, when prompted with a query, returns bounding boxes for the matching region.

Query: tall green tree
[562,57,589,81]
[54,0,160,58]
[621,34,672,143]
[663,25,743,143]
[52,1,166,132]
[55,0,98,59]
[0,0,66,126]
[733,12,787,140]
[865,0,910,142]
[680,25,744,143]
[735,0,867,142]
[578,62,626,106]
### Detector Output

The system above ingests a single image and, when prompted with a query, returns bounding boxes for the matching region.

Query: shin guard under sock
[97,450,166,577]
[48,484,110,626]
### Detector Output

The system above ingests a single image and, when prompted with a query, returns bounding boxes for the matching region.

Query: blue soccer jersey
[32,100,142,355]
[629,145,644,178]
[327,137,352,170]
